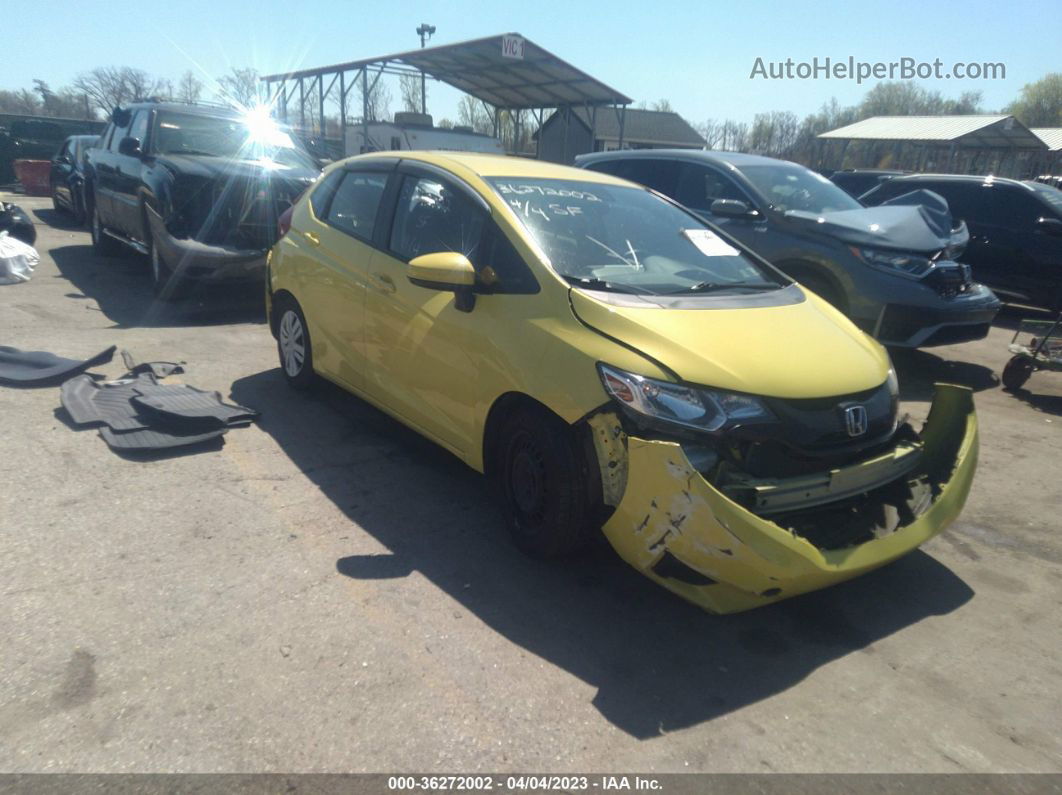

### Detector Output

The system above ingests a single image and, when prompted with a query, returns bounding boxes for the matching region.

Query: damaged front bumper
[594,384,978,614]
[148,211,267,283]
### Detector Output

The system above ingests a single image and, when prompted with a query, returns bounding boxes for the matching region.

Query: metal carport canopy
[259,33,632,110]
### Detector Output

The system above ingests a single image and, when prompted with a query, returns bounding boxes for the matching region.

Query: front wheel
[275,296,316,390]
[497,406,597,558]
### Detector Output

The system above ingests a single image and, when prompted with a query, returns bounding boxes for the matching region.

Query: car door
[94,118,128,226]
[51,139,73,204]
[112,109,150,237]
[363,166,531,455]
[299,165,392,391]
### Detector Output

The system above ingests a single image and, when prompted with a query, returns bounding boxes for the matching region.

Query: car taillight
[277,205,294,238]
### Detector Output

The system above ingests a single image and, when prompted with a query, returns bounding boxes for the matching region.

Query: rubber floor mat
[0,345,116,386]
[60,374,158,430]
[131,384,258,430]
[120,349,185,378]
[99,425,227,452]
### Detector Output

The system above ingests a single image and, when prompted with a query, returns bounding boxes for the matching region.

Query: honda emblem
[844,405,868,437]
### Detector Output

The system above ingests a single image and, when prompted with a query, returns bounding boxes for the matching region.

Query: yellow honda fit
[266,151,978,613]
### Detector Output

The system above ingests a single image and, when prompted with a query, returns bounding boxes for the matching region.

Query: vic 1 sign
[502,35,525,59]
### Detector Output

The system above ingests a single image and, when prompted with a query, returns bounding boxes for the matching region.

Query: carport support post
[946,142,957,173]
[618,104,626,149]
[298,78,305,132]
[362,69,369,153]
[339,72,346,154]
[318,74,325,137]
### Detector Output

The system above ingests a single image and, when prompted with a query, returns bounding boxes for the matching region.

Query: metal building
[817,115,1048,178]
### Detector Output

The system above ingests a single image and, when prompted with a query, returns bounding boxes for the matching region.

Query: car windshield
[152,110,316,170]
[488,177,786,295]
[739,163,863,214]
[1026,181,1062,214]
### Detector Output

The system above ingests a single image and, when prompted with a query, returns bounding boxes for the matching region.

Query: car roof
[122,101,242,119]
[578,148,795,169]
[352,150,633,186]
[885,173,1029,188]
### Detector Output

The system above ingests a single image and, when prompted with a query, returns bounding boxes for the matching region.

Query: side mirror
[710,198,756,218]
[118,136,142,157]
[408,252,477,312]
[55,154,72,165]
[1036,216,1062,236]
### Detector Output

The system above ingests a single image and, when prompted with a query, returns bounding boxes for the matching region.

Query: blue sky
[6,0,1059,124]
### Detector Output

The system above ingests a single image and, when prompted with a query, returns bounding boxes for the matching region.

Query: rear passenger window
[594,159,681,196]
[309,170,344,220]
[325,171,388,240]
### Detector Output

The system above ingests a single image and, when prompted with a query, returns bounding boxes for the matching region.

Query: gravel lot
[1,193,1060,773]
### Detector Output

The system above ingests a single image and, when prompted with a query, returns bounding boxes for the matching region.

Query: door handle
[303,231,320,246]
[370,272,396,293]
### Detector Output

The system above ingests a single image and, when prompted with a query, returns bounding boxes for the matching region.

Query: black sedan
[50,134,100,225]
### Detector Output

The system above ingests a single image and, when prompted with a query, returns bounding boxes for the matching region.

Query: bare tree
[216,67,260,108]
[696,119,724,149]
[457,95,492,134]
[399,73,424,114]
[357,75,392,122]
[177,71,204,104]
[73,66,168,114]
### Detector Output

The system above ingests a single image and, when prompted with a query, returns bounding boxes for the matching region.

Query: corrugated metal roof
[1032,128,1062,151]
[261,33,632,110]
[818,116,1045,152]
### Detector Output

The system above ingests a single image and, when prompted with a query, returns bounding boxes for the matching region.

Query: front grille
[758,380,897,455]
[924,262,973,299]
[174,174,304,250]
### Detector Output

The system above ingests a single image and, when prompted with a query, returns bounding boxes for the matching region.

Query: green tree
[1006,73,1062,127]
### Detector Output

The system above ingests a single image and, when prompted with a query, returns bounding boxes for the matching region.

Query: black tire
[1002,355,1034,391]
[90,199,120,256]
[275,295,316,390]
[798,273,845,312]
[51,188,62,214]
[71,186,86,226]
[496,405,597,558]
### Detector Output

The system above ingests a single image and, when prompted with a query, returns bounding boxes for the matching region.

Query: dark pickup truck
[85,101,319,299]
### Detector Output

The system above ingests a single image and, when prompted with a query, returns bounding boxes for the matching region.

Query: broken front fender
[599,384,978,614]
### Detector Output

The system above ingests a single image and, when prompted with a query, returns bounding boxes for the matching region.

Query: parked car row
[41,109,1056,613]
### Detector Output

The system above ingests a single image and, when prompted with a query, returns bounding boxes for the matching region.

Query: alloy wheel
[278,309,306,378]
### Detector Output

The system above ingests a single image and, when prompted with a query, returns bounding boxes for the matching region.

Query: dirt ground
[1,193,1060,773]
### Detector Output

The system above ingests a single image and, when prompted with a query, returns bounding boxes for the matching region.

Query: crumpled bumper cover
[599,384,979,614]
[148,210,267,282]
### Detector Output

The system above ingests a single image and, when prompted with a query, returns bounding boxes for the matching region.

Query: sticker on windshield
[683,229,740,257]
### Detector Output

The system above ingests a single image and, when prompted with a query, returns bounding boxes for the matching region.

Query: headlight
[886,365,899,399]
[598,364,773,433]
[851,246,933,279]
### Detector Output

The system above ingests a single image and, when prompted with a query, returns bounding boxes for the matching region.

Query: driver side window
[676,164,750,211]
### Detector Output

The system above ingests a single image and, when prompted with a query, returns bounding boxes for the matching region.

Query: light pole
[416,23,435,115]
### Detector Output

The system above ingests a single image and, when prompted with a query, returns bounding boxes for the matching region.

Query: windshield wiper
[167,149,218,157]
[669,280,781,295]
[564,276,657,296]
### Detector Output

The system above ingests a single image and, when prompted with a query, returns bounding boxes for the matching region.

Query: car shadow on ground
[231,369,975,740]
[891,347,998,401]
[32,206,83,231]
[49,244,264,329]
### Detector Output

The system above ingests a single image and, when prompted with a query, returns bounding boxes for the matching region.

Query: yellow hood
[570,286,889,399]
